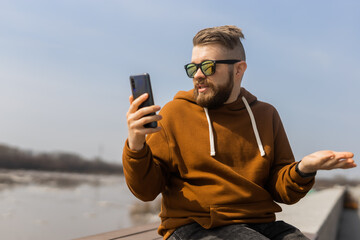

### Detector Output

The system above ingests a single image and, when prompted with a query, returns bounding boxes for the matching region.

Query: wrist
[298,160,316,173]
[127,139,145,151]
[296,161,317,178]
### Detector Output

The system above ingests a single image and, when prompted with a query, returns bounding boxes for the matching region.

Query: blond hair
[193,25,246,61]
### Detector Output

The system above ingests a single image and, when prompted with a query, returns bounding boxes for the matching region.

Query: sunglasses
[184,59,241,78]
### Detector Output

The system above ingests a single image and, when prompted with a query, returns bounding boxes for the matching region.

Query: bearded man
[123,25,356,240]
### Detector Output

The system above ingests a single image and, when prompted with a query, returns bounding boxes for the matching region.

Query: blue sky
[0,0,359,178]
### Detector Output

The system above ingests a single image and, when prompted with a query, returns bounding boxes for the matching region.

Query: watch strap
[295,161,317,178]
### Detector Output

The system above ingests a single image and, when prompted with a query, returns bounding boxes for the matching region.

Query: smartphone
[129,73,157,128]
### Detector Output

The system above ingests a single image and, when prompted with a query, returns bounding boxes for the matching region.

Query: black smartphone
[129,73,157,128]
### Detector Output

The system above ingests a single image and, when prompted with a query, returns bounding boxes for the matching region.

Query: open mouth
[197,84,209,93]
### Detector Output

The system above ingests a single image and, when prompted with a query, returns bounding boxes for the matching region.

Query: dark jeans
[168,221,309,240]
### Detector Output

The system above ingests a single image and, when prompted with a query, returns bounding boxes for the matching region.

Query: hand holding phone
[129,73,157,128]
[127,73,162,151]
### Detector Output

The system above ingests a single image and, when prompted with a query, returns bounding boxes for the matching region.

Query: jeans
[168,221,310,240]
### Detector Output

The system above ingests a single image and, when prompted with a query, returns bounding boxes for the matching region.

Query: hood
[172,87,265,158]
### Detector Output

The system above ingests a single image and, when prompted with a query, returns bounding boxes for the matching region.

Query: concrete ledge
[336,186,360,240]
[73,222,161,240]
[75,187,347,240]
[277,186,346,240]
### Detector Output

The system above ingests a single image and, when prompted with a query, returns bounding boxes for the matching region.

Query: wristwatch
[295,161,317,178]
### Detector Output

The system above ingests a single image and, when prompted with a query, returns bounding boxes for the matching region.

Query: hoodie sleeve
[122,121,170,202]
[266,109,315,204]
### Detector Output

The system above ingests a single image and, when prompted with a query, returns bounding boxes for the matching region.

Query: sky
[0,0,359,179]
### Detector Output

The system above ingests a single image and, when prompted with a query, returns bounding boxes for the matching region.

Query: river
[0,170,160,240]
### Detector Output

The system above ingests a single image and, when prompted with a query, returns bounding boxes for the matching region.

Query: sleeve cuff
[124,139,150,159]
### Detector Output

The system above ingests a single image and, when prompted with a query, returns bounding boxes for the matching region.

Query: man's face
[191,44,235,109]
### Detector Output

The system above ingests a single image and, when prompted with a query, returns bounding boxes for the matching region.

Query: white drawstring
[242,96,266,157]
[204,108,216,156]
[203,97,265,157]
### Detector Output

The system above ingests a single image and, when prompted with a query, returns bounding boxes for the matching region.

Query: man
[123,25,356,240]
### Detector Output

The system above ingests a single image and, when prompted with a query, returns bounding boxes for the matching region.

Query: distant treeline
[0,144,123,174]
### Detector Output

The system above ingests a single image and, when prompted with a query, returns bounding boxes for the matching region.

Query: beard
[193,71,234,109]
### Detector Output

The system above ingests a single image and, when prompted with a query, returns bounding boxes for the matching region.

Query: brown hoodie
[123,88,314,239]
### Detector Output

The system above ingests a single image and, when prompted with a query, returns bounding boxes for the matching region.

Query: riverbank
[0,143,123,174]
[0,169,123,191]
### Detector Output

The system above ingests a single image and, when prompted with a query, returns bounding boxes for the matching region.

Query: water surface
[0,170,156,240]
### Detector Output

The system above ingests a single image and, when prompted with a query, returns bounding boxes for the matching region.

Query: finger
[317,151,354,165]
[334,158,357,169]
[142,114,163,125]
[129,95,134,104]
[128,93,149,113]
[132,126,162,136]
[131,114,162,129]
[333,151,354,160]
[127,110,161,133]
[131,105,161,121]
[322,152,354,168]
[341,160,357,169]
[324,156,356,169]
[145,126,162,134]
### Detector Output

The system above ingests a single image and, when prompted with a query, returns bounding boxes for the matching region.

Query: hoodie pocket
[209,201,281,226]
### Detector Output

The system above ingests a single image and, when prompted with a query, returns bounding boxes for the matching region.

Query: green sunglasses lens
[185,60,216,78]
[201,61,215,76]
[186,64,197,78]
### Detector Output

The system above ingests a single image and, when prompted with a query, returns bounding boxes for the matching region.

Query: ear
[235,61,247,76]
[235,61,247,79]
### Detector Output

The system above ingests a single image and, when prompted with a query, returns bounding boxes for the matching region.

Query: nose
[193,67,205,79]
